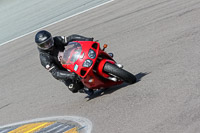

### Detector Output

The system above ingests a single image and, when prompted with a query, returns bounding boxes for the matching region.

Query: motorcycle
[60,41,136,93]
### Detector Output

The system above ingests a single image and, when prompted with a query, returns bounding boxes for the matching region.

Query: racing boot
[83,87,94,96]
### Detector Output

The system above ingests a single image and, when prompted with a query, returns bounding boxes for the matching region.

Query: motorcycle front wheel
[103,62,137,84]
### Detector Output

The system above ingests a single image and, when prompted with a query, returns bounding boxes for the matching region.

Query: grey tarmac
[1,0,200,133]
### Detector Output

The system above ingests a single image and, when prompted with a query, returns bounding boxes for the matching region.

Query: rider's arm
[53,35,93,47]
[54,36,68,45]
[39,52,76,80]
[49,65,76,80]
[67,34,94,42]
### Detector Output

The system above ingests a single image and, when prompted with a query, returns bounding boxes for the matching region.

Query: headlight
[83,59,93,67]
[88,49,96,59]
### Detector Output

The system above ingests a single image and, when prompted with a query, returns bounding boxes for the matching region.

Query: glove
[70,73,83,84]
[69,72,77,80]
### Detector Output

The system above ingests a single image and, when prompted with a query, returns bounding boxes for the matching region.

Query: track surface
[1,0,200,133]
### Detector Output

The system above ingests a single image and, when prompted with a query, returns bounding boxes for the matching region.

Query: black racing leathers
[38,34,93,93]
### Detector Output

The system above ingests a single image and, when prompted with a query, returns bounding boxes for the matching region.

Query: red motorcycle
[60,41,136,92]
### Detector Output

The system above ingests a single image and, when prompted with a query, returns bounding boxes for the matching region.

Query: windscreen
[61,42,82,65]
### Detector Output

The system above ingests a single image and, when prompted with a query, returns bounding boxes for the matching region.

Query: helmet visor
[38,37,54,50]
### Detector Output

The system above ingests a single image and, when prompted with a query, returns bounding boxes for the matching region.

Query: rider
[35,30,94,95]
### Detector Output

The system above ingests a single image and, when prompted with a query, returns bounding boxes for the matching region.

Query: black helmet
[35,30,54,50]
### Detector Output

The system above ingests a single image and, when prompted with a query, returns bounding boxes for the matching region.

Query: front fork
[97,59,122,82]
[98,44,123,81]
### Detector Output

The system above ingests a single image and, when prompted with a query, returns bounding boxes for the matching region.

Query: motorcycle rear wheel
[103,62,137,84]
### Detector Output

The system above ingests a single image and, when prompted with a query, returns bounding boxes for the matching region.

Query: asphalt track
[1,0,200,133]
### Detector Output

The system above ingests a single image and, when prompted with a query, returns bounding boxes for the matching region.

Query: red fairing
[62,41,99,78]
[61,41,123,90]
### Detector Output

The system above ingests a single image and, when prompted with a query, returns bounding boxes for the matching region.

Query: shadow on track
[85,72,150,101]
[135,72,150,82]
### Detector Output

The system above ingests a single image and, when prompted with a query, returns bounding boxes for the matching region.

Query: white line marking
[0,128,12,133]
[0,0,114,46]
[45,124,63,133]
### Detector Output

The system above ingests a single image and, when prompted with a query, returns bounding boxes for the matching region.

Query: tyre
[103,62,137,84]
